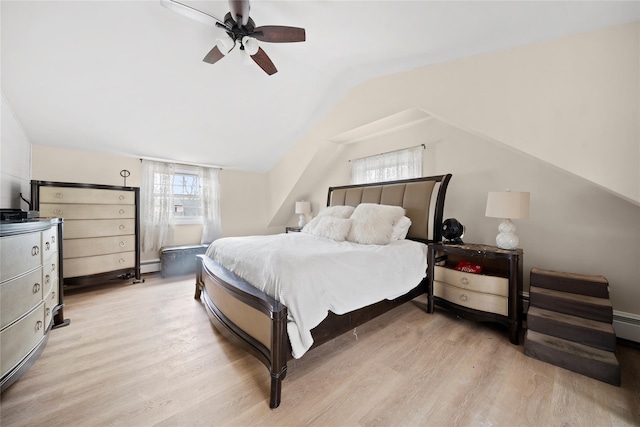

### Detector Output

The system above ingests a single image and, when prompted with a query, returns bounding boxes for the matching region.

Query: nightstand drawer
[434,266,508,297]
[434,280,508,316]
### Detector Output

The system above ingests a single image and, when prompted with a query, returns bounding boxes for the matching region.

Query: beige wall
[267,22,640,319]
[31,146,272,261]
[1,94,32,209]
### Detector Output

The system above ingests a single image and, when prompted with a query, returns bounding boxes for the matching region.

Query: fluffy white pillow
[316,205,355,219]
[303,216,352,241]
[302,205,355,235]
[391,216,412,240]
[346,203,406,245]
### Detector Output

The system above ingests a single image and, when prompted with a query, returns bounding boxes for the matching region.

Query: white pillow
[302,205,355,235]
[391,216,412,240]
[317,205,355,219]
[303,216,352,241]
[346,203,406,245]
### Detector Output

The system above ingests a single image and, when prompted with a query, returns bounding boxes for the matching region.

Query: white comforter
[205,233,428,358]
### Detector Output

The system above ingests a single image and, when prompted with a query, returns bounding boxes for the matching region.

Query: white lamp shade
[295,201,311,215]
[216,37,234,54]
[242,36,259,56]
[485,191,530,220]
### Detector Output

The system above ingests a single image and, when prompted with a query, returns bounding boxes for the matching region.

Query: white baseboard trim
[141,258,161,274]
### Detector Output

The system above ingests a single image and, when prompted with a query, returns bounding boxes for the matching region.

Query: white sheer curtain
[350,145,423,184]
[141,160,175,252]
[200,167,222,244]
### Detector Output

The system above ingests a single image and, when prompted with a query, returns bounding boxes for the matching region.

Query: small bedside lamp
[485,191,530,250]
[295,201,311,228]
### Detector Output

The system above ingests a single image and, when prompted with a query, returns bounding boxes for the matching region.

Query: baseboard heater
[141,258,161,274]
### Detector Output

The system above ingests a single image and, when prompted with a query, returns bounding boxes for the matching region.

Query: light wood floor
[1,273,639,427]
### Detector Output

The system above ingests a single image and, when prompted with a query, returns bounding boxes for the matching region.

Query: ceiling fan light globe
[242,36,260,55]
[216,37,234,54]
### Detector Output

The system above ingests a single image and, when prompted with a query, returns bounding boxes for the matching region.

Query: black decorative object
[120,169,131,187]
[442,218,464,244]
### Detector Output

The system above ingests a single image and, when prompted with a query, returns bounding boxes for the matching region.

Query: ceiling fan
[161,0,306,75]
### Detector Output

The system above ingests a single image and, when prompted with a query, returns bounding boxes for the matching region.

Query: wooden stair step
[529,286,613,323]
[524,330,620,386]
[527,306,616,351]
[530,267,609,298]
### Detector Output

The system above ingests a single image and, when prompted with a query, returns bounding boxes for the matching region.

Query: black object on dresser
[31,181,141,287]
[427,243,523,344]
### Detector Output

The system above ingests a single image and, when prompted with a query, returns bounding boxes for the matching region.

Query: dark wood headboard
[326,174,452,243]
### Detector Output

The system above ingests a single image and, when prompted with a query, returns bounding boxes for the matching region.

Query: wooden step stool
[524,267,620,386]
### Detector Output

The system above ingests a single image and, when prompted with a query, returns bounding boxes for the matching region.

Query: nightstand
[427,243,523,345]
[285,226,302,233]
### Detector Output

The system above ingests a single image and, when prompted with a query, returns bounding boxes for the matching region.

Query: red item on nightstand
[454,261,483,274]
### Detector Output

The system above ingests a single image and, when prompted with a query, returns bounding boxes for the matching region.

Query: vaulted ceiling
[2,1,637,172]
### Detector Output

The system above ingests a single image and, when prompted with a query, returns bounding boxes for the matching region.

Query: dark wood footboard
[195,254,427,408]
[195,255,288,408]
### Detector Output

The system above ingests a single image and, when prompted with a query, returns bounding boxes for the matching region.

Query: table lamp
[295,201,311,228]
[485,191,529,250]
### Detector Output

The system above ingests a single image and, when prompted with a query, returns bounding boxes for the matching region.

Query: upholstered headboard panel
[327,175,452,243]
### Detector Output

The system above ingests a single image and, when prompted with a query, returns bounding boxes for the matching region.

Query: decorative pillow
[391,216,412,240]
[316,205,355,219]
[303,216,352,241]
[346,203,406,245]
[302,205,355,235]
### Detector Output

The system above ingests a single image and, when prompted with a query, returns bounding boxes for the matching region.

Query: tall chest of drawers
[31,181,141,287]
[0,218,67,392]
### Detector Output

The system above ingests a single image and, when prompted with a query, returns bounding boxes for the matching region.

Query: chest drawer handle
[55,193,63,198]
[31,246,40,256]
[54,209,63,215]
[33,283,41,294]
[52,291,56,300]
[51,236,56,244]
[119,258,125,264]
[119,195,125,200]
[45,275,51,285]
[119,241,126,247]
[45,242,51,250]
[459,294,468,302]
[119,209,125,214]
[35,320,43,331]
[460,277,469,285]
[52,263,56,271]
[119,225,125,230]
[46,307,51,316]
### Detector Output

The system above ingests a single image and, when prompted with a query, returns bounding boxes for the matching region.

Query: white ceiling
[2,1,637,172]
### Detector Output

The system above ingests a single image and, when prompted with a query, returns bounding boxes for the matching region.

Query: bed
[194,174,452,408]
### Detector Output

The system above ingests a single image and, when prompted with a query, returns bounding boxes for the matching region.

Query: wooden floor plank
[1,273,638,426]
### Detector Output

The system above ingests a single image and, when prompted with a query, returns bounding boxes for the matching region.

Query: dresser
[427,243,523,344]
[0,218,67,391]
[31,181,141,287]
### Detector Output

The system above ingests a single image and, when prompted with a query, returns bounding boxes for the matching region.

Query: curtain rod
[347,144,425,163]
[139,156,222,170]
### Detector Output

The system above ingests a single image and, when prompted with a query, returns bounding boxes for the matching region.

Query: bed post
[195,255,203,299]
[269,304,288,408]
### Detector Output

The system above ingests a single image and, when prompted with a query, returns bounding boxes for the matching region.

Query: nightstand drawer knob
[460,277,469,285]
[459,294,468,302]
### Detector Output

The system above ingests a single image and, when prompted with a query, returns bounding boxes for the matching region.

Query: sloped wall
[266,22,640,323]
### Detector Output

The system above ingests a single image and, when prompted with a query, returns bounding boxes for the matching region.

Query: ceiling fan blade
[253,26,306,43]
[161,0,225,28]
[251,47,278,75]
[203,45,226,64]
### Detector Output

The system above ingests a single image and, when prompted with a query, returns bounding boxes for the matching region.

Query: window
[171,168,202,222]
[141,160,221,252]
[350,145,423,184]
